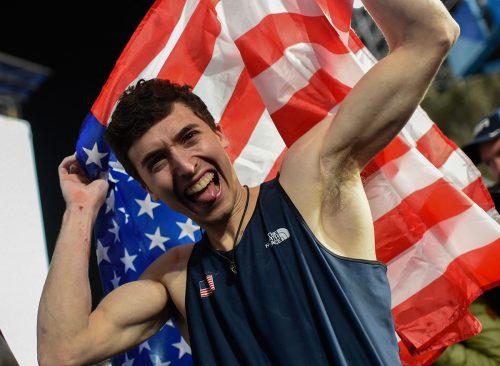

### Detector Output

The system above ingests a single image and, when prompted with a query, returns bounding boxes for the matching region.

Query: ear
[215,125,229,149]
[140,183,159,201]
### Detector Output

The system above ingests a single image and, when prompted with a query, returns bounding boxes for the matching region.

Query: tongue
[192,181,219,204]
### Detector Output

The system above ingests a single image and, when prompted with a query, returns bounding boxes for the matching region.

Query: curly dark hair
[105,78,216,182]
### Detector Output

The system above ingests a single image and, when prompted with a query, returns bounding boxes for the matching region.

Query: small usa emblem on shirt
[199,274,215,298]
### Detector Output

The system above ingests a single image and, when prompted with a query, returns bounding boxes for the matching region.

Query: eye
[147,155,168,173]
[182,130,199,144]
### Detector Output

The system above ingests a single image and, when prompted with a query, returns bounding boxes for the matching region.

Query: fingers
[59,154,77,174]
[58,154,109,188]
[59,153,84,172]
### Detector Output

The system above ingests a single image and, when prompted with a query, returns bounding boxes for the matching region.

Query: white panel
[0,115,48,365]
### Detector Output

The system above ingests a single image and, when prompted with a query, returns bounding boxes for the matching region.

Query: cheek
[146,172,174,195]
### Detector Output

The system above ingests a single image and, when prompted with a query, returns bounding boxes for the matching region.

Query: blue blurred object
[448,0,500,77]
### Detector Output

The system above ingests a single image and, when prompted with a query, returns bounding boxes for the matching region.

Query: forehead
[128,103,209,159]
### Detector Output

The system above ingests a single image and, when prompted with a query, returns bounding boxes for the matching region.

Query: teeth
[187,172,215,195]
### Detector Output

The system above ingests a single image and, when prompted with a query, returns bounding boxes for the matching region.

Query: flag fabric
[75,0,500,365]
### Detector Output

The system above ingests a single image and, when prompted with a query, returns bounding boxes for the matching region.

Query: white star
[150,355,170,366]
[177,218,200,241]
[96,239,110,265]
[108,171,120,183]
[120,248,137,273]
[105,189,115,214]
[145,227,169,251]
[118,207,130,224]
[139,340,151,353]
[135,193,161,219]
[110,271,121,289]
[109,160,127,174]
[82,142,108,168]
[172,336,191,359]
[108,219,120,243]
[166,318,175,327]
[121,354,134,366]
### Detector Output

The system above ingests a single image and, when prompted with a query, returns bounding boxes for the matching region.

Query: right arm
[37,155,170,365]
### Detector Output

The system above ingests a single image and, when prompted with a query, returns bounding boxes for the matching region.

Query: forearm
[362,0,459,50]
[37,204,98,364]
[320,0,459,168]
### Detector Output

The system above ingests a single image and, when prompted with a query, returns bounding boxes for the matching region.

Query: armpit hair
[320,151,359,214]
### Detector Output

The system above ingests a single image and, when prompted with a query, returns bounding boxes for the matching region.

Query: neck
[204,184,251,252]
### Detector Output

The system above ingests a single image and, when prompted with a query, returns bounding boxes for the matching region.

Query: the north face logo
[265,228,290,248]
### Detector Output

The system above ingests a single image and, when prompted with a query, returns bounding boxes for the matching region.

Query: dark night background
[0,1,154,302]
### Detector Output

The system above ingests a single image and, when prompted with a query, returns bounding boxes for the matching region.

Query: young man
[37,0,459,364]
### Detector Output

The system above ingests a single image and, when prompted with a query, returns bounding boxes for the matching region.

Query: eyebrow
[140,123,199,169]
[174,123,199,143]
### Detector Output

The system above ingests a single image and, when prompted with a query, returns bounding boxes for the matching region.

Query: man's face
[478,137,500,183]
[128,102,237,225]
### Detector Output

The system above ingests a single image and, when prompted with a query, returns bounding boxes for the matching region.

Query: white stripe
[388,205,500,308]
[218,0,323,41]
[352,45,377,73]
[105,0,200,125]
[365,170,402,222]
[234,111,286,186]
[365,148,442,221]
[439,149,482,190]
[400,107,434,147]
[252,43,363,113]
[193,12,245,123]
[399,106,434,147]
[136,0,200,81]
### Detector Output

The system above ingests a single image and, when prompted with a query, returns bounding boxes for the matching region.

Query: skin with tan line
[37,1,460,364]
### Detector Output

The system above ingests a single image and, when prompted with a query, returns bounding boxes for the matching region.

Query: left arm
[279,0,459,259]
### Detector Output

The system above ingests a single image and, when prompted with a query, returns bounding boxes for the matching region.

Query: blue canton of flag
[76,112,198,366]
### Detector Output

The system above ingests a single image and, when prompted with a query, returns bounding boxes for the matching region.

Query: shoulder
[140,244,195,282]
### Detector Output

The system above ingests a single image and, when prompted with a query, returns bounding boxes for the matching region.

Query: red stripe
[157,0,221,87]
[207,275,215,290]
[265,148,287,181]
[314,0,353,34]
[235,13,349,78]
[462,176,495,212]
[392,238,500,354]
[218,71,265,163]
[375,178,473,263]
[200,288,214,297]
[362,136,411,179]
[92,0,187,125]
[271,68,351,146]
[416,124,456,169]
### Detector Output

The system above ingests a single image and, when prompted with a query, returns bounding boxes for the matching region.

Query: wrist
[64,203,101,222]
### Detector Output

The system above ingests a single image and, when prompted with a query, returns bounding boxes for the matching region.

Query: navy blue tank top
[186,178,401,365]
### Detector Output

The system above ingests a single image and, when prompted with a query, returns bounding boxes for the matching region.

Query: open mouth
[186,171,221,204]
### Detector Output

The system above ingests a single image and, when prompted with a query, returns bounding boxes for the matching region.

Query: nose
[170,148,196,177]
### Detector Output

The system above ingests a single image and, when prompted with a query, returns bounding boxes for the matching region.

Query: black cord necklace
[214,185,250,275]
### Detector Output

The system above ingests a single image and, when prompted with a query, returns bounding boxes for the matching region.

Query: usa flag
[75,0,500,365]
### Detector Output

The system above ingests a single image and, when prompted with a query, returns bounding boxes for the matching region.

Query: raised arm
[37,155,170,365]
[279,0,459,260]
[318,0,460,169]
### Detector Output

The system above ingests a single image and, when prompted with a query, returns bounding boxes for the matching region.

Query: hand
[58,154,109,212]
